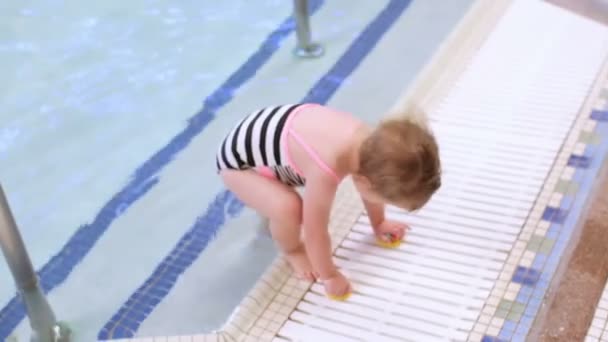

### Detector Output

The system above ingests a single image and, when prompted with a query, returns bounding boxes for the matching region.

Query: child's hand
[323,271,352,299]
[374,219,410,244]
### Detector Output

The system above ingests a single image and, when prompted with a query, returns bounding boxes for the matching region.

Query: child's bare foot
[285,244,317,281]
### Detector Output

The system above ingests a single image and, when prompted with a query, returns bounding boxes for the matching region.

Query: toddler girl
[216,103,441,299]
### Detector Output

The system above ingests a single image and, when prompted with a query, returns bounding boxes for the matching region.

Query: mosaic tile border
[474,69,608,341]
[586,281,608,342]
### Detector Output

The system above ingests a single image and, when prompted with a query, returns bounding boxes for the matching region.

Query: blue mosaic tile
[499,320,517,340]
[532,253,547,270]
[499,328,514,340]
[521,285,533,296]
[555,239,567,250]
[512,266,541,286]
[572,168,587,182]
[0,302,24,339]
[532,286,546,300]
[591,109,608,121]
[515,324,529,337]
[149,288,165,298]
[542,207,568,224]
[545,257,559,270]
[568,155,591,168]
[121,317,139,332]
[545,229,559,239]
[559,194,574,210]
[111,326,130,339]
[529,297,542,310]
[512,332,527,342]
[502,320,517,333]
[482,336,505,342]
[130,310,147,323]
[516,287,533,304]
[540,270,552,281]
[520,315,533,329]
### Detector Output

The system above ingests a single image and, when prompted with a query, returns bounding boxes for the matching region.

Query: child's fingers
[382,232,396,242]
[389,228,405,239]
[394,223,411,235]
[338,282,352,297]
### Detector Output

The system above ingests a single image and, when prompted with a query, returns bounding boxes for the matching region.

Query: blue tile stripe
[567,154,591,168]
[509,119,608,339]
[499,320,516,340]
[591,109,608,121]
[98,0,413,339]
[0,0,325,339]
[99,190,243,338]
[0,177,159,339]
[511,266,541,286]
[541,207,568,224]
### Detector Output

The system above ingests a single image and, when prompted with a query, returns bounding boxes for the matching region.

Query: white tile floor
[586,283,608,342]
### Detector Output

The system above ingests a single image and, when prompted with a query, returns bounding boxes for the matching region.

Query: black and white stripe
[273,165,306,187]
[216,104,305,185]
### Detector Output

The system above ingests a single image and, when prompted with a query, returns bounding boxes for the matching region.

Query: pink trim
[282,104,341,183]
[256,166,276,180]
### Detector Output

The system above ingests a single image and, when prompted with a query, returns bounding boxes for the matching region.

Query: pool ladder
[0,184,71,342]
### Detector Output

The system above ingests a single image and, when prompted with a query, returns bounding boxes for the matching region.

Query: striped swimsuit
[216,103,340,187]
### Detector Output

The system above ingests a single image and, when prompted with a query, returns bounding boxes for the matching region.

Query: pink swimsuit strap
[282,104,341,183]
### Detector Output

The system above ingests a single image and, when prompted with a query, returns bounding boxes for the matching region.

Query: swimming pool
[0,0,473,340]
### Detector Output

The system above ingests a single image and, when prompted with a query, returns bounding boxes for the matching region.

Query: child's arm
[364,198,409,243]
[302,175,339,279]
[363,199,385,232]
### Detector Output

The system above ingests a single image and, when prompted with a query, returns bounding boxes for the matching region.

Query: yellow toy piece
[327,292,352,301]
[376,238,402,249]
[376,232,402,249]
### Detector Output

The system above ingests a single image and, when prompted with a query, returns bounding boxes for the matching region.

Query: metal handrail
[0,184,70,342]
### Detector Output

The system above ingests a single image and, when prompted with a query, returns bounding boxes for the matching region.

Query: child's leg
[220,169,315,280]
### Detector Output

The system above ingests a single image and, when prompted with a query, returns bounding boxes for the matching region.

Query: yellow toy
[327,292,351,301]
[376,232,402,248]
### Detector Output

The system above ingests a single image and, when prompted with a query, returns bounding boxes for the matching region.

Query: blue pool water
[0,0,473,340]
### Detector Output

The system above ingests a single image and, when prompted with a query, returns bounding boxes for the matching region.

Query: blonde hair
[358,107,441,208]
